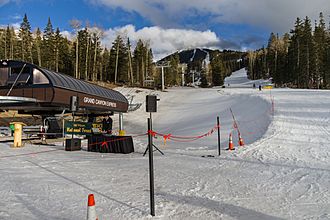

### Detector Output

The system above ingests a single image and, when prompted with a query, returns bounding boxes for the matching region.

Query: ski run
[0,68,329,219]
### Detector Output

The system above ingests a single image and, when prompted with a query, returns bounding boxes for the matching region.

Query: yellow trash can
[119,130,126,136]
[11,122,26,148]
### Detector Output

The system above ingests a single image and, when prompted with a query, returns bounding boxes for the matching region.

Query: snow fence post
[217,116,221,156]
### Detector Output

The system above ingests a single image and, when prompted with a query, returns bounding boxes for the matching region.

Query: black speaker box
[65,138,81,151]
[146,95,157,112]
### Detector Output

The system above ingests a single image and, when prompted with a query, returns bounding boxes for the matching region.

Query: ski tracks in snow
[231,89,330,219]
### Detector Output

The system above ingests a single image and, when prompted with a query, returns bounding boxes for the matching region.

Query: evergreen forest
[0,14,245,88]
[0,14,154,87]
[246,12,330,89]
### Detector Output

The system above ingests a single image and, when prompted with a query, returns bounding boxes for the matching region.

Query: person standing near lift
[106,116,113,134]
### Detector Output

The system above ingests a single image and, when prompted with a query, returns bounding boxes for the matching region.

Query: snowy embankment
[0,68,329,220]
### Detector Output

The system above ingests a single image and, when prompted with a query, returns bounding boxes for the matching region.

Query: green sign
[64,121,103,135]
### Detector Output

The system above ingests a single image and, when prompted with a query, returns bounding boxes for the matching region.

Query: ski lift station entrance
[0,60,128,117]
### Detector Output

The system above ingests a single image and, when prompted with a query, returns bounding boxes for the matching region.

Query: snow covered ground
[0,69,329,219]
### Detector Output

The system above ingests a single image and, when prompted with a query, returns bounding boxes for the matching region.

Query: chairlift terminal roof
[0,60,128,114]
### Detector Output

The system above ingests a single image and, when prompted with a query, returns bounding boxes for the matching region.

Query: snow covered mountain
[158,48,245,65]
[159,48,213,64]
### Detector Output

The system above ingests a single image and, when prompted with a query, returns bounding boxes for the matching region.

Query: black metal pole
[72,112,74,139]
[148,117,155,216]
[217,116,221,156]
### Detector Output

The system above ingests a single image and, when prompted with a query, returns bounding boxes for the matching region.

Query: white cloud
[11,22,20,30]
[58,25,236,60]
[88,0,330,33]
[0,22,20,34]
[10,14,22,20]
[60,30,74,40]
[0,0,10,6]
[101,25,232,60]
[0,0,20,7]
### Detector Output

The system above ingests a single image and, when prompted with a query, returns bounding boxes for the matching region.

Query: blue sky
[1,0,329,59]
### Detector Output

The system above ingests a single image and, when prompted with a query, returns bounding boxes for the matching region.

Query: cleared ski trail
[0,68,329,219]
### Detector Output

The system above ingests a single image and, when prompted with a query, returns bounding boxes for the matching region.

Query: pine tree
[84,28,91,80]
[18,14,33,62]
[267,33,279,81]
[54,28,62,72]
[5,26,13,59]
[260,47,268,79]
[287,18,303,87]
[0,28,5,59]
[77,28,88,79]
[210,53,225,86]
[32,28,42,66]
[133,39,144,86]
[300,17,314,88]
[59,37,74,75]
[110,35,128,84]
[247,51,257,80]
[167,52,180,85]
[314,12,327,88]
[10,26,19,60]
[277,33,289,85]
[325,23,330,88]
[200,74,208,88]
[100,47,110,82]
[42,17,55,70]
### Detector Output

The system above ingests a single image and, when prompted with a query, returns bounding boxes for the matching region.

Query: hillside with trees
[0,14,153,87]
[246,12,330,89]
[159,48,245,87]
[0,14,247,89]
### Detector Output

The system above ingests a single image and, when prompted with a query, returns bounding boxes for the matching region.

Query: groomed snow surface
[0,69,329,220]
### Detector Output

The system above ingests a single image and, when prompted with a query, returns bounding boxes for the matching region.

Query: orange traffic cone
[87,194,98,220]
[238,132,244,146]
[227,132,235,150]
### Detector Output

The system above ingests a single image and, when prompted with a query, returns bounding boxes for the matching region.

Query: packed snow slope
[0,69,329,220]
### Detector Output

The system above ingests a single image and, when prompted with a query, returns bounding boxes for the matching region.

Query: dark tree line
[0,14,154,87]
[209,50,245,86]
[247,12,330,89]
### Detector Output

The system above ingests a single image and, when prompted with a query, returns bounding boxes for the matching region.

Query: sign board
[83,96,117,108]
[64,121,103,135]
[263,85,273,89]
